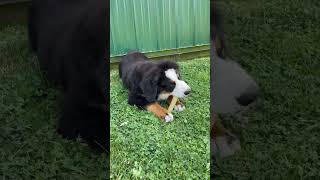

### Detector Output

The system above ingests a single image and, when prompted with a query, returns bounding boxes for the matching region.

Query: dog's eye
[170,81,176,85]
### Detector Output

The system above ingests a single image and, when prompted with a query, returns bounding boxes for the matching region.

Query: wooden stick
[167,96,178,113]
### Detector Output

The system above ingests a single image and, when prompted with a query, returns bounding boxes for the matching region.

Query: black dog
[28,0,109,153]
[119,52,191,122]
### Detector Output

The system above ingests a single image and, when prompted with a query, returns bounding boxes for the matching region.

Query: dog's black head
[140,61,191,102]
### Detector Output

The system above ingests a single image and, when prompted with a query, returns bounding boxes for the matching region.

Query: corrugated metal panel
[110,0,210,57]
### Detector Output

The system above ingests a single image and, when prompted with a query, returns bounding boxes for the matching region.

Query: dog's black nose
[236,85,258,106]
[184,90,191,95]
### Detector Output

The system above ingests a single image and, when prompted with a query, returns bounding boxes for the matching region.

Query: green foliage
[110,58,210,179]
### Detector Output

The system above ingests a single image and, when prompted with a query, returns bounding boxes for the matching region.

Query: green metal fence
[110,0,210,57]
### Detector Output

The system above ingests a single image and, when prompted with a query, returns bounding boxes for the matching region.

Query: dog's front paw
[174,104,185,112]
[164,113,174,122]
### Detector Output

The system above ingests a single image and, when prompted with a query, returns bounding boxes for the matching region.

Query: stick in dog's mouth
[167,96,178,113]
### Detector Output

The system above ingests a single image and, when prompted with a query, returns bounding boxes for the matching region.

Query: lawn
[110,58,210,179]
[213,0,320,179]
[0,27,108,179]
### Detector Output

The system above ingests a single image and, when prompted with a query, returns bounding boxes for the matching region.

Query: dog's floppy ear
[140,68,161,102]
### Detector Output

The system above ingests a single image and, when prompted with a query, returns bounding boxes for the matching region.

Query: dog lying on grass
[119,52,191,122]
[211,1,259,158]
[28,0,109,153]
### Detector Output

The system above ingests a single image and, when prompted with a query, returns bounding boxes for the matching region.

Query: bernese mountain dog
[119,52,191,122]
[28,0,109,153]
[211,0,259,159]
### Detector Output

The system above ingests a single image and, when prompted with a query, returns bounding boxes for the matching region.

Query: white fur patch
[165,69,179,81]
[157,92,170,100]
[165,113,174,122]
[164,69,191,98]
[174,104,185,112]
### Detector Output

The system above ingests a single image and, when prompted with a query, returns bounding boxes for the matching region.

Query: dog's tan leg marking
[146,103,173,122]
[212,114,228,137]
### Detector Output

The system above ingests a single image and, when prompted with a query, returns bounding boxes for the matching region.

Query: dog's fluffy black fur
[119,52,179,108]
[28,0,109,152]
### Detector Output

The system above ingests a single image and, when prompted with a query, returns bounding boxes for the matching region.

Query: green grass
[110,58,210,179]
[213,0,320,179]
[0,27,108,179]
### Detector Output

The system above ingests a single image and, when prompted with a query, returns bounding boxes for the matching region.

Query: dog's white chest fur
[158,92,170,100]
